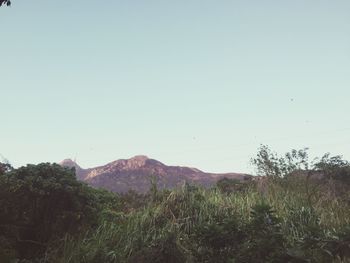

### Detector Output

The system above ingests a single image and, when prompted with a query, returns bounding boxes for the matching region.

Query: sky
[0,0,349,173]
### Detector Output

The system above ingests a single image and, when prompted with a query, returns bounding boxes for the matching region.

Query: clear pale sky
[1,1,349,173]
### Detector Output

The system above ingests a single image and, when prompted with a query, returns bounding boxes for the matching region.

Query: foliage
[0,0,11,7]
[192,215,245,262]
[0,163,117,260]
[47,177,350,263]
[216,177,250,194]
[237,203,289,262]
[251,145,309,178]
[0,162,12,175]
[314,153,350,184]
[252,145,350,186]
[1,148,350,262]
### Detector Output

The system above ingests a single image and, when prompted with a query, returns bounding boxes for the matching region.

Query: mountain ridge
[60,156,251,193]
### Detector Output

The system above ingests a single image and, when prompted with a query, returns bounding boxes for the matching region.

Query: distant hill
[60,155,251,193]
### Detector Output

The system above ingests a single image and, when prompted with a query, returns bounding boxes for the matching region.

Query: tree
[314,153,350,184]
[0,162,12,175]
[0,163,100,259]
[252,145,350,182]
[0,0,11,6]
[251,145,309,178]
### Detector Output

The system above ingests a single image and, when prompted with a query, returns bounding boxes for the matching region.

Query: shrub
[0,163,102,260]
[192,215,245,262]
[237,203,288,262]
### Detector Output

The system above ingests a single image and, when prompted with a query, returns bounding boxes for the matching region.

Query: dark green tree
[0,163,101,259]
[0,0,11,6]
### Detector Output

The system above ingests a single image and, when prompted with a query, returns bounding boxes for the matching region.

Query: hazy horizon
[1,1,349,173]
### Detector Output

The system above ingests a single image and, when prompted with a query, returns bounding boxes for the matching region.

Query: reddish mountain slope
[60,155,250,193]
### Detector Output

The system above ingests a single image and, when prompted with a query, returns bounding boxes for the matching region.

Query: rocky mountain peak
[59,156,250,193]
[130,155,149,162]
[125,155,150,169]
[59,159,81,169]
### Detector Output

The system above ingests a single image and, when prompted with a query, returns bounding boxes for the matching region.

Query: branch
[0,0,11,7]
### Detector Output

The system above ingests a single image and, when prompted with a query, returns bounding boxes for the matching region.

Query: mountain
[59,158,88,180]
[59,155,251,193]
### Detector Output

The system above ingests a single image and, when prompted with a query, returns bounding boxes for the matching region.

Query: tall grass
[48,177,350,263]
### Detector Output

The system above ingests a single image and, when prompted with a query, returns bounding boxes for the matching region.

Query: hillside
[60,155,250,193]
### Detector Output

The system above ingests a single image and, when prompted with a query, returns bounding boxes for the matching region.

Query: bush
[192,215,245,262]
[128,231,186,263]
[216,177,250,194]
[237,203,289,263]
[0,163,105,260]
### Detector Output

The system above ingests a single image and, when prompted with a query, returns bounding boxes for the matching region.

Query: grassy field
[47,176,350,263]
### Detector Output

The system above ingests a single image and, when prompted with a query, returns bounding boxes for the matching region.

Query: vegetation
[1,146,350,262]
[0,0,11,7]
